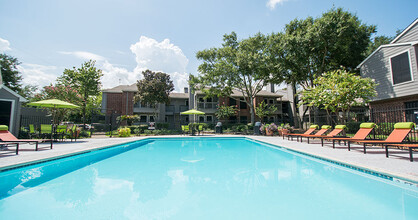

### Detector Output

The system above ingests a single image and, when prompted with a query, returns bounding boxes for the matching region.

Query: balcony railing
[179,105,189,112]
[166,105,175,112]
[197,102,218,109]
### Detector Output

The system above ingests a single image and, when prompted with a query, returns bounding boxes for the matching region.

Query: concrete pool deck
[0,135,417,184]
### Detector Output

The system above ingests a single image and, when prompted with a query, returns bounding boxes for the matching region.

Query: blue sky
[0,0,417,92]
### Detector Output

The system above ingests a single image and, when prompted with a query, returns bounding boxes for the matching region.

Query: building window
[229,98,236,106]
[206,115,213,122]
[199,116,205,122]
[140,115,147,122]
[240,98,247,109]
[240,116,248,124]
[149,116,155,122]
[185,100,189,106]
[390,51,412,85]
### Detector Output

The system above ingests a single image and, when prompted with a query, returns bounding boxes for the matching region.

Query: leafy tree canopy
[255,101,278,123]
[58,60,103,124]
[135,69,174,107]
[365,35,393,57]
[269,7,376,89]
[0,53,23,93]
[215,103,238,120]
[192,32,277,124]
[300,69,377,123]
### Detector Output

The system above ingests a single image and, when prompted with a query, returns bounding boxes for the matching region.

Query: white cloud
[101,61,139,89]
[59,36,189,92]
[129,36,189,92]
[266,0,288,9]
[0,37,11,52]
[59,51,106,61]
[17,63,59,88]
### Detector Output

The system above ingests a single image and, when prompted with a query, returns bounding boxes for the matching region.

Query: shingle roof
[103,84,189,99]
[102,84,136,93]
[169,93,189,99]
[196,89,283,98]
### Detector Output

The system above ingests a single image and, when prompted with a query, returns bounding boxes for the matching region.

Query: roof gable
[391,18,418,44]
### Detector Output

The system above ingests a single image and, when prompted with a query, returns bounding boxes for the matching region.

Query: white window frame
[389,49,414,86]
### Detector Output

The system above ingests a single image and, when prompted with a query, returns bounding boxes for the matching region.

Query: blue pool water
[0,137,417,219]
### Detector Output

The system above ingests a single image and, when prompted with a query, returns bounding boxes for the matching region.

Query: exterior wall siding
[0,88,21,136]
[360,45,418,102]
[393,22,418,44]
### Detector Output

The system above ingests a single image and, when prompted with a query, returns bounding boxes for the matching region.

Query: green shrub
[118,127,131,137]
[156,123,169,129]
[143,130,154,135]
[346,121,362,134]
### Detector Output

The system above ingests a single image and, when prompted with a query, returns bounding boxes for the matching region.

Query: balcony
[166,105,175,112]
[179,105,189,112]
[197,102,218,109]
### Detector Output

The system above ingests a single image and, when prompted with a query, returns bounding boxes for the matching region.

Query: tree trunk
[291,83,300,128]
[249,104,255,125]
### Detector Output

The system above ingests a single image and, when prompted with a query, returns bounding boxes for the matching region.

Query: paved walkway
[1,135,417,183]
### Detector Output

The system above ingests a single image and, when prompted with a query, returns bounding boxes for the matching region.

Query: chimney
[269,83,275,93]
[184,87,189,93]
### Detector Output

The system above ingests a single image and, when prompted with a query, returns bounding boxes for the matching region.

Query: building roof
[390,18,418,44]
[196,88,283,98]
[357,18,418,69]
[169,93,189,99]
[356,41,418,69]
[102,84,137,93]
[102,84,189,98]
[0,85,27,102]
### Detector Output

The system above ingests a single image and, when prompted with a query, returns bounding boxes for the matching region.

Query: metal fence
[299,106,418,141]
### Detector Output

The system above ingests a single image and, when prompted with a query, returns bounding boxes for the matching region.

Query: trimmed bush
[118,127,131,137]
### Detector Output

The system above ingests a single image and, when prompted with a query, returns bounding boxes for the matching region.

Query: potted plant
[266,123,278,136]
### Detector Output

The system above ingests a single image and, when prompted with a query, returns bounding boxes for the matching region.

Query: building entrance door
[0,100,12,128]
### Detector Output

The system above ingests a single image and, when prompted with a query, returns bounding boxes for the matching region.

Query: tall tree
[192,32,278,124]
[269,7,376,127]
[300,69,377,124]
[135,70,174,121]
[365,35,393,56]
[58,60,103,125]
[0,53,23,93]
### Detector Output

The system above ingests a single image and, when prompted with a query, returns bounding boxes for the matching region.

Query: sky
[0,0,417,92]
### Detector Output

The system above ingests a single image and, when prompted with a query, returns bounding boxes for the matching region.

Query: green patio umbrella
[28,99,80,109]
[28,99,80,139]
[181,109,205,135]
[180,109,205,115]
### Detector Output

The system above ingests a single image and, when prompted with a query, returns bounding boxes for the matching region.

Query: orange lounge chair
[0,142,20,155]
[299,125,331,143]
[0,125,53,154]
[303,125,346,145]
[349,122,415,154]
[383,144,418,162]
[285,125,319,141]
[325,123,376,150]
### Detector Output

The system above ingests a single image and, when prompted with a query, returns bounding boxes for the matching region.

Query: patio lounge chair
[198,124,204,136]
[181,125,190,135]
[383,144,418,162]
[0,125,53,154]
[299,125,331,143]
[0,142,20,155]
[349,122,415,154]
[325,123,376,150]
[285,125,319,141]
[303,125,346,145]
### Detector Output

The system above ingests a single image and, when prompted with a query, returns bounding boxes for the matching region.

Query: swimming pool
[0,137,417,219]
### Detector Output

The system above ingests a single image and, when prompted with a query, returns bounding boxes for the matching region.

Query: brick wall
[105,93,123,114]
[370,95,418,111]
